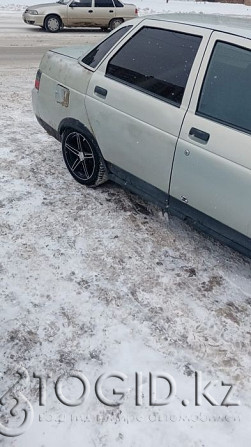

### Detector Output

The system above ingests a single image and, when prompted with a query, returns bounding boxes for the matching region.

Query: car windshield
[57,0,70,4]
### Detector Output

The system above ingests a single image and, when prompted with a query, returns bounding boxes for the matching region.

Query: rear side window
[197,42,251,134]
[82,25,132,68]
[95,0,114,6]
[106,27,202,106]
[113,0,123,6]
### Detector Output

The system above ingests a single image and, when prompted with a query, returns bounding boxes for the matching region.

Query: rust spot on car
[62,89,70,107]
[55,84,70,107]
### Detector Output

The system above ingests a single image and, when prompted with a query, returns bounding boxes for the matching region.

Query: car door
[67,0,93,27]
[85,21,211,196]
[169,32,251,239]
[91,0,116,27]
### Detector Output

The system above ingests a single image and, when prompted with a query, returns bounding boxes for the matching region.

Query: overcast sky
[4,1,60,3]
[1,0,69,4]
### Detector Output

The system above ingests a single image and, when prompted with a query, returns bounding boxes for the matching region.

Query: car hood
[50,44,95,60]
[27,3,61,8]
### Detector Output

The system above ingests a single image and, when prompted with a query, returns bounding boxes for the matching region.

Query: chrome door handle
[94,86,107,98]
[189,127,210,143]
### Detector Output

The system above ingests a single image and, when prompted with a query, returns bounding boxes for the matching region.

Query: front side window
[197,42,251,134]
[82,25,132,68]
[95,0,114,6]
[71,0,92,6]
[106,27,202,105]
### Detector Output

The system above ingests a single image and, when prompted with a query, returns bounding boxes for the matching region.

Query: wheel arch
[43,13,63,28]
[58,118,105,163]
[109,17,124,29]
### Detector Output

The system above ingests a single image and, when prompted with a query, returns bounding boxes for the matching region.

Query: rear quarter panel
[115,4,137,20]
[35,51,93,135]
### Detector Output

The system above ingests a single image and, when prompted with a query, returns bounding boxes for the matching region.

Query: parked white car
[23,0,138,32]
[32,14,251,257]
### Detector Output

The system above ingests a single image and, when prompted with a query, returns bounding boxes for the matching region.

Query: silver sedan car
[32,14,251,257]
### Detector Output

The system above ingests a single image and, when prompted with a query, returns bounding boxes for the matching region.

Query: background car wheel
[62,129,107,187]
[109,18,123,30]
[44,15,61,33]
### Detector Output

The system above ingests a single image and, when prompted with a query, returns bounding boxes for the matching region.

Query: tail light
[135,8,138,15]
[35,69,42,91]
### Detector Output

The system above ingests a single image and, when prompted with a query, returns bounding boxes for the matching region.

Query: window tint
[82,25,132,68]
[106,27,202,105]
[72,0,92,6]
[197,42,251,134]
[113,0,123,6]
[95,0,114,6]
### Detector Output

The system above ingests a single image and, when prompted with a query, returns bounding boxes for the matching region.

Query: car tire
[109,18,124,30]
[44,15,61,33]
[62,129,108,187]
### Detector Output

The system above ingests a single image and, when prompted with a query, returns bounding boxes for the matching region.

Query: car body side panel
[170,32,251,237]
[34,51,93,135]
[85,21,211,192]
[170,138,251,237]
[85,76,182,192]
[114,4,137,20]
[66,4,95,27]
[88,6,116,27]
[39,50,93,91]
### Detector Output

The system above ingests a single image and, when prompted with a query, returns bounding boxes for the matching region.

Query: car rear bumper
[32,88,39,117]
[36,115,61,141]
[33,87,60,141]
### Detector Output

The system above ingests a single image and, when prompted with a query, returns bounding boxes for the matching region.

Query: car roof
[142,13,251,40]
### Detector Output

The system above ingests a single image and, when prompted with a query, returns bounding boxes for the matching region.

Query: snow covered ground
[0,3,251,447]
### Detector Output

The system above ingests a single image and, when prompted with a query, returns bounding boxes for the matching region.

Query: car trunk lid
[50,44,95,60]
